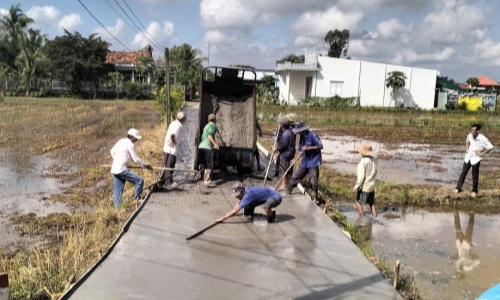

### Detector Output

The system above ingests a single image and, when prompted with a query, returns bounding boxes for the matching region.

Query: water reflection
[454,212,480,278]
[336,205,500,299]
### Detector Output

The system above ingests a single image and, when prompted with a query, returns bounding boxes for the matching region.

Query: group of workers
[109,110,494,223]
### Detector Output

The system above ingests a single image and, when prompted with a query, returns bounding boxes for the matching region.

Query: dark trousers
[289,166,319,193]
[161,152,177,184]
[456,161,480,193]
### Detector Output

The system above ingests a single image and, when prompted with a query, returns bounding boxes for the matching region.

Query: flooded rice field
[322,135,467,187]
[326,134,500,299]
[0,149,71,249]
[337,206,500,300]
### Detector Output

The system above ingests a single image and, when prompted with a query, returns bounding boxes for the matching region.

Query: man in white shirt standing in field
[110,128,152,208]
[161,111,187,189]
[454,123,494,198]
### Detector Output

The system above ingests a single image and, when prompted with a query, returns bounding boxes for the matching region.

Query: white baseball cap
[127,128,142,140]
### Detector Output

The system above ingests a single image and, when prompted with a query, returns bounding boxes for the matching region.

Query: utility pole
[165,48,171,125]
[207,41,210,66]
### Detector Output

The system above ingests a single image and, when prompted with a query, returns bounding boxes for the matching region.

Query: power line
[113,0,163,50]
[122,0,166,49]
[76,0,131,51]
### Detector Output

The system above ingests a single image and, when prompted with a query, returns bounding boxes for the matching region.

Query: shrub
[301,95,357,108]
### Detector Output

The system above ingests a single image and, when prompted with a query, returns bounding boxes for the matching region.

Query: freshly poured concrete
[70,187,402,300]
[69,102,402,299]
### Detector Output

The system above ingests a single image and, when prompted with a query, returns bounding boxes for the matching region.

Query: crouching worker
[217,182,281,223]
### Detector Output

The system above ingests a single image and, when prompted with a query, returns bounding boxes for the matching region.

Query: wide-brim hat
[356,144,375,157]
[292,122,309,134]
[127,128,142,140]
[231,182,245,197]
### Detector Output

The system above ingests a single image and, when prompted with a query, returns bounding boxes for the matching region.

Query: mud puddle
[336,204,500,300]
[0,150,73,249]
[321,135,472,187]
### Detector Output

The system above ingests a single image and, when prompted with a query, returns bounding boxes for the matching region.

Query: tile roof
[106,45,153,64]
[478,75,500,86]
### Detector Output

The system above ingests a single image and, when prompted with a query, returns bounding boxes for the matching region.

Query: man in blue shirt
[284,122,323,202]
[273,117,296,190]
[217,182,282,223]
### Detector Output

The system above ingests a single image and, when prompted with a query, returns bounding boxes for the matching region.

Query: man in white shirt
[454,124,494,198]
[161,111,187,188]
[110,128,152,208]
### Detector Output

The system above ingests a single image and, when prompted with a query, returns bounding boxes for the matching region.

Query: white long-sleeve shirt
[353,156,377,193]
[110,138,147,174]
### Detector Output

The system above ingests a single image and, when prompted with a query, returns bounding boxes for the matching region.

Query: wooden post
[0,272,8,300]
[393,260,400,289]
[164,48,171,126]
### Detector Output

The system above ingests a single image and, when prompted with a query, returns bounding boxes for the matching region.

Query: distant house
[477,75,500,93]
[275,53,438,109]
[105,45,153,83]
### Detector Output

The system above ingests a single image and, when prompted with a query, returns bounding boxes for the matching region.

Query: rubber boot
[203,169,212,186]
[267,211,276,223]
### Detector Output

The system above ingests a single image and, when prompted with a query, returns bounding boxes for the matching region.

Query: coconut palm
[170,43,206,99]
[15,29,47,95]
[0,4,34,70]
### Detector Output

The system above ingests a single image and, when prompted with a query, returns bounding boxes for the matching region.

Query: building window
[330,81,343,95]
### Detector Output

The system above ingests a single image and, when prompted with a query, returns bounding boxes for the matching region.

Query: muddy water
[0,150,71,249]
[321,135,466,186]
[337,206,500,300]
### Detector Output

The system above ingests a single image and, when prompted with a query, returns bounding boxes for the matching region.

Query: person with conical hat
[284,122,323,203]
[352,144,377,217]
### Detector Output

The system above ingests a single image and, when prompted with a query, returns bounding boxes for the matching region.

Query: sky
[2,0,500,82]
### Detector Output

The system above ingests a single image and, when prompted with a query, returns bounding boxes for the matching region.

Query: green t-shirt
[199,121,217,149]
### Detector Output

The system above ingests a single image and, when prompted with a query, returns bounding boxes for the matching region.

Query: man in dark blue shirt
[285,122,323,201]
[217,182,282,223]
[273,118,296,190]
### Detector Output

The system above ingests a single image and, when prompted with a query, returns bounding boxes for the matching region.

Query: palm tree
[386,71,407,95]
[170,44,206,99]
[15,29,47,95]
[0,4,34,70]
[386,71,407,107]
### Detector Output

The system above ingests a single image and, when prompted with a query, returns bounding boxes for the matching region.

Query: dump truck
[194,66,257,173]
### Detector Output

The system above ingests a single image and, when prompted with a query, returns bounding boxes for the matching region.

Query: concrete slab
[69,188,402,300]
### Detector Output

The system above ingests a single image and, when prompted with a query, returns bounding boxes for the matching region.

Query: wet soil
[320,135,493,187]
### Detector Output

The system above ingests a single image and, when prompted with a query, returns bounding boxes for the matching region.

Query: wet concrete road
[69,187,402,300]
[68,102,402,299]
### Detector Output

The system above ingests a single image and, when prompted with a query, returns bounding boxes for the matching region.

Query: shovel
[262,125,280,187]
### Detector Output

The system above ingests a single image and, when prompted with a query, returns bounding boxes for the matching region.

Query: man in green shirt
[198,113,219,185]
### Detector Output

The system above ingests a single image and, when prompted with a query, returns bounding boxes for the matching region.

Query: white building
[276,53,438,109]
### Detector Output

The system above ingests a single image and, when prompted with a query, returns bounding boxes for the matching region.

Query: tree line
[0,4,204,100]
